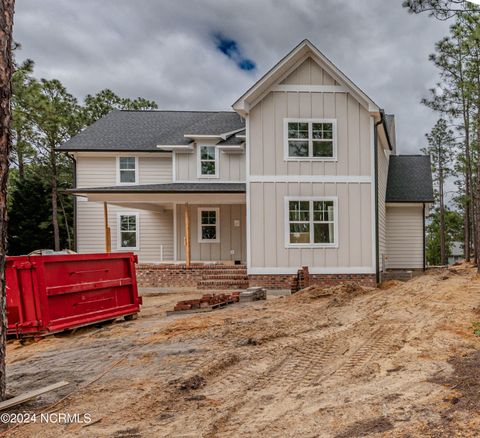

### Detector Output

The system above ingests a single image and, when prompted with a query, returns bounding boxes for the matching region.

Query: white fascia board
[386,203,425,208]
[156,144,195,152]
[183,134,221,140]
[249,175,371,183]
[271,84,348,93]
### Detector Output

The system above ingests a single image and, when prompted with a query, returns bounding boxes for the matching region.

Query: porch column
[103,202,111,253]
[184,203,191,268]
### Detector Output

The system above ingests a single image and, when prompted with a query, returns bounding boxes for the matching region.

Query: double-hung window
[198,208,220,242]
[285,119,336,160]
[118,157,137,184]
[118,213,139,250]
[286,198,337,247]
[198,145,218,177]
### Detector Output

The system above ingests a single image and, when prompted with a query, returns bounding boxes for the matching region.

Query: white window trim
[116,156,139,185]
[197,207,220,243]
[284,196,338,248]
[197,145,219,179]
[116,212,140,251]
[283,118,337,162]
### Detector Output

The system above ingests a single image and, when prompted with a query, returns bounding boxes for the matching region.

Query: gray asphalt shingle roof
[58,110,245,152]
[386,155,434,203]
[68,182,246,194]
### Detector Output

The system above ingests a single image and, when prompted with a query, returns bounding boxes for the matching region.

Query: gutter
[380,109,393,151]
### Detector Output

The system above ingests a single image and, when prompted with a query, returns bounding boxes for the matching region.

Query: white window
[198,145,219,178]
[117,213,139,250]
[285,197,337,247]
[198,208,220,242]
[117,157,138,184]
[284,119,337,160]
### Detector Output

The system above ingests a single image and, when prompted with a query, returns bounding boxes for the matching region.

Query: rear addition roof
[58,110,245,152]
[386,155,434,203]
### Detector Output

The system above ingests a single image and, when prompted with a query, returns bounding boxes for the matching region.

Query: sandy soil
[2,264,480,437]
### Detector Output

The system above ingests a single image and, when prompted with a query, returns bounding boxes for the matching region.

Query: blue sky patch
[213,33,256,72]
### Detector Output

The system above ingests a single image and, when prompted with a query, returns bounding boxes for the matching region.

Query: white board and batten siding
[247,57,375,274]
[175,204,246,263]
[75,155,174,263]
[386,206,424,269]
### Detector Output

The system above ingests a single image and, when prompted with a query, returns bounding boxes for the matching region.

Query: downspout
[374,112,385,285]
[423,203,426,271]
[68,154,77,252]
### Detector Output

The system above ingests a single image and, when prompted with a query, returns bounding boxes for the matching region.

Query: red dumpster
[6,252,142,337]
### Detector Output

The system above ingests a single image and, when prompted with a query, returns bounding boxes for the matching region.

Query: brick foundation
[248,271,377,290]
[137,263,377,290]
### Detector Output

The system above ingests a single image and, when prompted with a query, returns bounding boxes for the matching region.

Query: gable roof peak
[233,39,380,116]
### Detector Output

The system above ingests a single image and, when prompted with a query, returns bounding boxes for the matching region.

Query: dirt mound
[379,279,404,289]
[292,282,369,303]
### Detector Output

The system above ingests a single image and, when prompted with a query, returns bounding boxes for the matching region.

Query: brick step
[197,279,249,290]
[200,274,249,281]
[194,265,246,270]
[200,269,247,274]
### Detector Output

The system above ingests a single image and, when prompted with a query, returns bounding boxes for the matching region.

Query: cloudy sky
[15,0,450,155]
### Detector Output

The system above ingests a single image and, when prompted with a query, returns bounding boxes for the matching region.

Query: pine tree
[7,174,52,254]
[0,0,14,402]
[423,119,457,265]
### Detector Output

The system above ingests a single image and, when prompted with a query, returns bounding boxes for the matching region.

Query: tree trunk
[439,164,446,266]
[0,0,15,401]
[476,119,480,272]
[463,112,472,262]
[50,144,60,251]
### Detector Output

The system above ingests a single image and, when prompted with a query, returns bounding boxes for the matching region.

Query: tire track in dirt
[207,320,411,437]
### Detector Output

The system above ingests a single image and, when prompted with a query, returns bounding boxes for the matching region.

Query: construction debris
[167,288,267,315]
[0,381,69,411]
[167,292,241,315]
[238,287,267,302]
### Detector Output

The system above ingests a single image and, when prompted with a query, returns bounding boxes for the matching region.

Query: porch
[70,183,247,287]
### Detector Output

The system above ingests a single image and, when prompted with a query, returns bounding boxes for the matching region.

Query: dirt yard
[2,263,480,437]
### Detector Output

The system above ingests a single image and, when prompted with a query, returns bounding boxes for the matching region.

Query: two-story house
[60,40,434,290]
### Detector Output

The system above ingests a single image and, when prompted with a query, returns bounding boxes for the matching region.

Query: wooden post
[184,203,191,268]
[103,202,111,253]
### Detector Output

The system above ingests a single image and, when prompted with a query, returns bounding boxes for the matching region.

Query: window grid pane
[200,210,218,241]
[200,146,216,175]
[289,200,335,245]
[120,215,137,248]
[119,157,136,170]
[287,121,334,158]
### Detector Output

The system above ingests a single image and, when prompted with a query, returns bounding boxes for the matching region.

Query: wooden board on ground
[0,381,70,411]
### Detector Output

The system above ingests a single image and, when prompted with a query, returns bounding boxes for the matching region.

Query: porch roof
[67,182,246,195]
